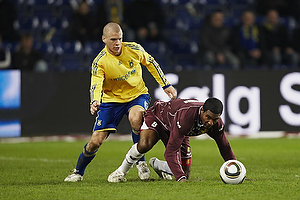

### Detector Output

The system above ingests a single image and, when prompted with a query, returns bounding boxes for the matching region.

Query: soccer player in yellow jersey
[64,22,177,182]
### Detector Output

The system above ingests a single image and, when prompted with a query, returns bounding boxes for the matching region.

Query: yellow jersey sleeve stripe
[90,84,97,104]
[91,50,106,75]
[124,43,145,53]
[147,56,169,86]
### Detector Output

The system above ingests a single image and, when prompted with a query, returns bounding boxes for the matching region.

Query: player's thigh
[93,103,127,132]
[127,94,150,129]
[137,129,159,153]
[128,106,145,126]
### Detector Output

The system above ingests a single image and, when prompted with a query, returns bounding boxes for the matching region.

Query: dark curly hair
[203,97,223,115]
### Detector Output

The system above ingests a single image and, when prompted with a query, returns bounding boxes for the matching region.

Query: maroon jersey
[144,98,236,181]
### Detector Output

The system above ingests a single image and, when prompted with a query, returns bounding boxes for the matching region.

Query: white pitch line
[0,134,131,143]
[0,156,70,163]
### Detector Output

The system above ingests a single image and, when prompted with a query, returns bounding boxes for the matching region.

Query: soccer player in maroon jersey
[108,97,236,182]
[108,98,236,182]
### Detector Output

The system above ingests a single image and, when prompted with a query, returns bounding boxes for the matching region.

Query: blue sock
[75,143,98,176]
[131,129,145,163]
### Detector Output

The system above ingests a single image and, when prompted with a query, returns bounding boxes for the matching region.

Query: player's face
[102,30,123,56]
[200,109,220,129]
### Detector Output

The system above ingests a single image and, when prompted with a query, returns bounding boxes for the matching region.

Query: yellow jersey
[90,42,170,103]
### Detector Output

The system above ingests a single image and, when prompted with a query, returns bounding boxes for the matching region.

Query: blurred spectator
[292,26,300,68]
[199,10,240,69]
[256,0,300,19]
[95,0,133,41]
[0,35,11,69]
[12,33,48,72]
[260,9,298,67]
[0,0,19,42]
[68,1,98,44]
[231,10,269,68]
[124,0,165,43]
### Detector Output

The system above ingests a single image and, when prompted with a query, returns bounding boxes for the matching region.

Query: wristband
[162,84,171,89]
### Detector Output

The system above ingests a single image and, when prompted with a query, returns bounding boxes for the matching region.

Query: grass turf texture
[0,137,299,200]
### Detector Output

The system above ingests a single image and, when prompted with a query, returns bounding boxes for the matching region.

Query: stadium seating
[16,17,40,33]
[4,0,299,71]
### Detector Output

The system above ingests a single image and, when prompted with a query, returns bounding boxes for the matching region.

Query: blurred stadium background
[2,0,299,71]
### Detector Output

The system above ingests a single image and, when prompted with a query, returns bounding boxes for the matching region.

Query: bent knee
[129,117,143,131]
[137,143,149,154]
[128,108,144,130]
[137,139,153,153]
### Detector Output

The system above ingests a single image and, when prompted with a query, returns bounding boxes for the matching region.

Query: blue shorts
[93,94,151,133]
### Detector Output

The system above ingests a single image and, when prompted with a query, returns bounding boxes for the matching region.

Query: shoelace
[139,163,149,172]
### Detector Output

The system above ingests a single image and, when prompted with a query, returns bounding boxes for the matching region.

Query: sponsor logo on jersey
[111,68,137,81]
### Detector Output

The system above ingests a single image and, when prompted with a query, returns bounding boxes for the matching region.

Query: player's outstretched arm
[164,86,177,100]
[182,165,191,180]
[90,100,100,115]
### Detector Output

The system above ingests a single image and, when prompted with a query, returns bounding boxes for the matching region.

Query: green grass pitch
[0,137,299,200]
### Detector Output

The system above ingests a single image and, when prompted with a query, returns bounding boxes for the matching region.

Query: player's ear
[200,107,204,115]
[102,35,106,43]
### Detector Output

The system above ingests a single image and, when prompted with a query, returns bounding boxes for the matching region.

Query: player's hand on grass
[90,100,100,115]
[164,86,177,100]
